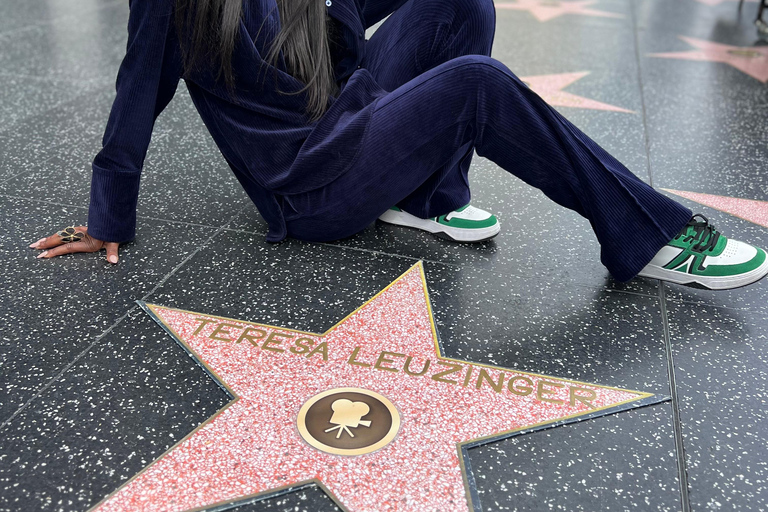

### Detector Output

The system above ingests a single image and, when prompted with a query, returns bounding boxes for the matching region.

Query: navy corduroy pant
[284,0,693,282]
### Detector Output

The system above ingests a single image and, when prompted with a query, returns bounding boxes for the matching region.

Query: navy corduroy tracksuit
[87,0,692,282]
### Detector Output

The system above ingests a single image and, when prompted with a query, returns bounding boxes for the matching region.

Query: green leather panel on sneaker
[665,247,707,272]
[697,247,767,277]
[665,222,727,275]
[665,244,765,277]
[668,228,727,257]
[711,233,728,254]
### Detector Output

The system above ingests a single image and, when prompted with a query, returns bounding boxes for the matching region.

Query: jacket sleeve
[87,0,182,243]
[361,0,410,28]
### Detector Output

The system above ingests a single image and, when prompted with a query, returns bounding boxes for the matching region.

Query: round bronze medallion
[297,388,400,456]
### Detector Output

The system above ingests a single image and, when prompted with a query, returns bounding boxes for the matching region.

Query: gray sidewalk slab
[2,0,768,510]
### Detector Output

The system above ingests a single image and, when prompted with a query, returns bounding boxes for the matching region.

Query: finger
[30,234,65,250]
[31,226,88,250]
[105,242,119,264]
[37,239,99,259]
[29,237,46,248]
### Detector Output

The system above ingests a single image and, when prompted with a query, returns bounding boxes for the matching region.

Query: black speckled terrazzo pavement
[1,0,767,511]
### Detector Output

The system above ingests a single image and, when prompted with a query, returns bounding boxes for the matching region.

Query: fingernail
[29,243,38,248]
[37,251,47,259]
[108,255,118,264]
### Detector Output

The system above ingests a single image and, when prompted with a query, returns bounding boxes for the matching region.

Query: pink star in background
[649,36,768,82]
[521,72,634,113]
[495,0,624,22]
[663,189,768,229]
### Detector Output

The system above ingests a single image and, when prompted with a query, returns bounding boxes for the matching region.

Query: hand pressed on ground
[29,226,120,264]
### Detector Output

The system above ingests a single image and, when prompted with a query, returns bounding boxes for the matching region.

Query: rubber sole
[378,209,500,243]
[637,251,768,290]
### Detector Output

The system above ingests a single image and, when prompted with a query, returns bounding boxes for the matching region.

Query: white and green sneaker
[378,205,500,242]
[637,214,768,290]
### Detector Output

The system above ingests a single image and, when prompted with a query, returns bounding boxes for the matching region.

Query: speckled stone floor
[1,0,767,511]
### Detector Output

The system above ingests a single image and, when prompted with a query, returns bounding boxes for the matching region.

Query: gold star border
[89,262,669,512]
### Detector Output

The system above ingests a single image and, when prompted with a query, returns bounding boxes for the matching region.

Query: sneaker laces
[675,214,720,253]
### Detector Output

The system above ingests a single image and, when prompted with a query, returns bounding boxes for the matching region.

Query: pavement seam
[0,306,137,431]
[631,3,692,506]
[0,206,247,430]
[10,193,753,311]
[217,224,663,299]
[629,0,655,189]
[0,155,59,186]
[316,241,665,299]
[631,4,692,507]
[658,283,693,512]
[135,208,248,301]
[4,201,662,302]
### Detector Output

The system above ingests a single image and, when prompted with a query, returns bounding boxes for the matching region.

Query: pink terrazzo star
[91,263,657,512]
[649,36,768,82]
[495,0,624,22]
[663,189,768,229]
[522,71,633,113]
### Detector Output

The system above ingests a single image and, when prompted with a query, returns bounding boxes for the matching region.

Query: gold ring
[57,226,84,243]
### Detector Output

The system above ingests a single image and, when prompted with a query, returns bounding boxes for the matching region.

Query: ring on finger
[57,226,85,243]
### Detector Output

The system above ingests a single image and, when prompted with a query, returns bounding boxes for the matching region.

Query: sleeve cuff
[87,163,141,243]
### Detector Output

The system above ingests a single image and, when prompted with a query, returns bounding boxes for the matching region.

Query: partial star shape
[91,263,663,512]
[649,36,768,82]
[495,0,624,22]
[663,189,768,229]
[521,71,634,113]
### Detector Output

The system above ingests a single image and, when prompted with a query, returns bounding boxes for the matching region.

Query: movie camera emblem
[297,388,400,456]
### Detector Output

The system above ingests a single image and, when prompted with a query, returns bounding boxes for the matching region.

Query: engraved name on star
[649,36,768,82]
[522,71,634,113]
[495,0,624,22]
[90,263,661,512]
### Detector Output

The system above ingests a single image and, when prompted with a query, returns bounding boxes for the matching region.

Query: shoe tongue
[682,222,726,253]
[683,224,699,238]
[683,220,711,240]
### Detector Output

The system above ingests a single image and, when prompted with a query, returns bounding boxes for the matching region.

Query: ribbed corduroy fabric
[284,0,694,281]
[88,0,692,282]
[88,0,399,243]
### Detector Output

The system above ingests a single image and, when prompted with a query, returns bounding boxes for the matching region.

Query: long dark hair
[175,0,338,122]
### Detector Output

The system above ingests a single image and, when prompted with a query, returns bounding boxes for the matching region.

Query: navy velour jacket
[88,0,408,243]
